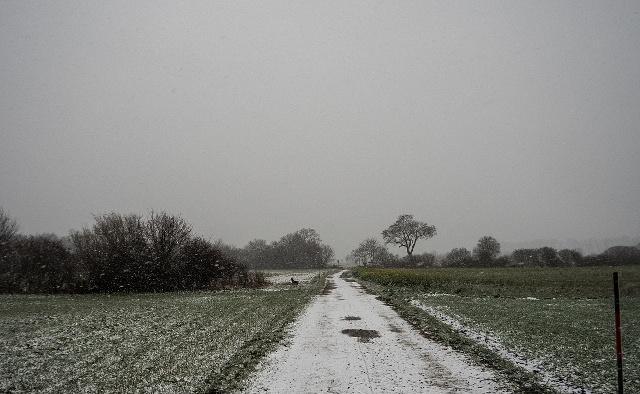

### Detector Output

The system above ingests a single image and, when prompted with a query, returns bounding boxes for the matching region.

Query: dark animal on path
[290,277,299,285]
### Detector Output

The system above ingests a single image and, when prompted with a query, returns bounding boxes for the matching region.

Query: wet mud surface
[341,328,380,343]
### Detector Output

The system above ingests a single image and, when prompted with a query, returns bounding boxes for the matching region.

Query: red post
[613,272,623,394]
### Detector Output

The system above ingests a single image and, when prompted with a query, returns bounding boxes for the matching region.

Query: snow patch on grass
[422,292,457,297]
[410,299,590,394]
[264,270,325,285]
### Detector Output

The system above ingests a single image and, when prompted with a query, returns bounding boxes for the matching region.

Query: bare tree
[145,211,192,265]
[272,228,333,268]
[242,239,270,268]
[511,248,538,266]
[0,207,19,249]
[473,236,501,265]
[445,247,472,267]
[382,214,436,257]
[351,238,388,266]
[558,249,583,266]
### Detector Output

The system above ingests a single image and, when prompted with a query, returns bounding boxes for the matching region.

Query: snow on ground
[243,271,506,393]
[0,290,316,393]
[263,270,325,285]
[410,300,589,394]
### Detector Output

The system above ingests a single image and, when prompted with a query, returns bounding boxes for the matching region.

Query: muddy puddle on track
[341,329,380,343]
[342,316,361,321]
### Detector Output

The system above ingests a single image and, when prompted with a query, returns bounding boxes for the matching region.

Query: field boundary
[205,315,299,393]
[206,271,334,393]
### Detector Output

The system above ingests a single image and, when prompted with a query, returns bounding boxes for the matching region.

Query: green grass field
[353,266,640,393]
[0,271,330,393]
[354,265,640,298]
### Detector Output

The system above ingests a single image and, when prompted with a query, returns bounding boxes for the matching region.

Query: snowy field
[409,293,640,393]
[0,272,329,393]
[261,269,327,285]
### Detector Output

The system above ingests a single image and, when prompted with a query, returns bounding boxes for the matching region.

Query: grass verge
[206,272,330,393]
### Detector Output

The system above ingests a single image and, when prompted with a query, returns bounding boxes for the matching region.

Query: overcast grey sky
[1,1,639,259]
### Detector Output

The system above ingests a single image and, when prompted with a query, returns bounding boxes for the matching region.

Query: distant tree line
[505,244,640,268]
[351,235,640,269]
[442,237,640,268]
[347,237,437,268]
[207,228,335,269]
[0,208,266,293]
[348,214,640,268]
[346,214,446,268]
[347,215,437,268]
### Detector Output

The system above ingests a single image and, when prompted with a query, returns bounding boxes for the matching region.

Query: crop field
[0,270,331,393]
[353,266,640,393]
[354,266,640,298]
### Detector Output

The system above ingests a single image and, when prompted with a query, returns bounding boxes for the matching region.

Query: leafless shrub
[0,207,19,251]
